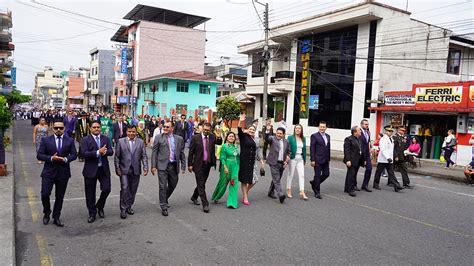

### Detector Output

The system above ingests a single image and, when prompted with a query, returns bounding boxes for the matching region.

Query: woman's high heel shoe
[300,191,308,200]
[287,189,293,199]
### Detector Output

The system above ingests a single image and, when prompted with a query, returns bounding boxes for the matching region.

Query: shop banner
[385,94,415,106]
[309,95,319,109]
[299,39,312,119]
[120,48,128,74]
[415,85,463,104]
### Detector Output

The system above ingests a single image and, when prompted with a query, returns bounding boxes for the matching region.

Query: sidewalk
[330,150,467,183]
[0,129,14,265]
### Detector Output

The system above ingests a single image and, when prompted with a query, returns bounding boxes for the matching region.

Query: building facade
[63,68,89,110]
[86,48,114,112]
[32,67,63,109]
[238,1,474,152]
[136,71,219,118]
[110,4,209,115]
[0,8,14,95]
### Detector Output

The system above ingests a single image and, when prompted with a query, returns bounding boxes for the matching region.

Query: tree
[216,96,241,128]
[0,96,12,164]
[4,91,31,110]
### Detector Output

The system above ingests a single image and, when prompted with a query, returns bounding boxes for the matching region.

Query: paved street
[13,120,473,265]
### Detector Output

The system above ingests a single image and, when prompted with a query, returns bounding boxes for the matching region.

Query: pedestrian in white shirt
[442,130,456,169]
[372,126,403,192]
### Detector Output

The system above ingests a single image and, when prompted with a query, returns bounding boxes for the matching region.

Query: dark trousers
[78,142,83,160]
[268,162,285,197]
[444,148,454,167]
[41,177,69,219]
[361,155,372,188]
[373,163,401,188]
[394,161,410,186]
[263,142,269,160]
[191,162,212,207]
[84,167,111,217]
[158,162,179,210]
[344,166,360,192]
[119,171,140,210]
[312,162,330,193]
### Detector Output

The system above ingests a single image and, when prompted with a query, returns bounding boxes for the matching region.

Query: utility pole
[255,0,269,120]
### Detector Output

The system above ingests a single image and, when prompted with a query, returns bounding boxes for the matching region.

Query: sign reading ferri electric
[299,39,311,118]
[415,86,463,104]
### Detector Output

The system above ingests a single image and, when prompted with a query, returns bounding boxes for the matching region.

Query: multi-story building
[85,48,114,112]
[0,8,14,95]
[238,1,474,163]
[204,56,247,98]
[63,67,89,110]
[110,4,209,115]
[32,67,63,109]
[136,70,219,118]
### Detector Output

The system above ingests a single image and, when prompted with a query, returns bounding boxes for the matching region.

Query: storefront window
[294,26,358,129]
[447,48,461,75]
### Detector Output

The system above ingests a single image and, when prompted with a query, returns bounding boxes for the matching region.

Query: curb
[0,128,15,266]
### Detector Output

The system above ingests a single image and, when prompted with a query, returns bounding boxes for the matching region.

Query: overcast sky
[5,0,473,93]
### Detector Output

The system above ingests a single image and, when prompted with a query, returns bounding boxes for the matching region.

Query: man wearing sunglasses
[37,120,78,227]
[151,121,186,217]
[81,120,114,223]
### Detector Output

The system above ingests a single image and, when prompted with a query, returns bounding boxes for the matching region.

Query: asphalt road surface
[13,120,473,265]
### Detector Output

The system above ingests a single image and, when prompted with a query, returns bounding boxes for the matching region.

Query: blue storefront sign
[309,95,319,110]
[11,67,16,85]
[118,96,137,104]
[120,48,128,74]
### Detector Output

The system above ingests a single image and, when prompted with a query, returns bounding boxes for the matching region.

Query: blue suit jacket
[37,134,78,179]
[310,132,331,165]
[81,134,114,179]
[63,116,77,135]
[359,130,371,157]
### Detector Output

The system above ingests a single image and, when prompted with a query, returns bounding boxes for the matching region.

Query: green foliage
[0,96,12,130]
[4,91,31,110]
[216,96,241,127]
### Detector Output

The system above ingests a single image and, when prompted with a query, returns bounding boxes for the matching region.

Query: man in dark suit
[76,112,90,162]
[37,120,77,227]
[63,110,77,138]
[188,122,222,213]
[393,127,413,189]
[114,125,148,219]
[265,127,291,203]
[81,120,114,223]
[310,121,331,199]
[151,121,186,217]
[359,119,372,192]
[113,115,127,145]
[343,126,365,197]
[174,114,189,143]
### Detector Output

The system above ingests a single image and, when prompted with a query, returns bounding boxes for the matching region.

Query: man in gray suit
[114,125,148,219]
[151,121,186,217]
[265,127,291,203]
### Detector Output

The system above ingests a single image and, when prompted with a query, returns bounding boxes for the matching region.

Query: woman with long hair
[238,114,264,205]
[286,124,308,200]
[211,132,239,208]
[33,117,48,163]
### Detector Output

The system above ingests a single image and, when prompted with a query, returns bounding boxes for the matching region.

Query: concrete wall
[136,21,206,80]
[68,77,84,97]
[98,50,115,94]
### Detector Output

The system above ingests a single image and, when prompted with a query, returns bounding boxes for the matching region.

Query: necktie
[119,123,122,135]
[130,139,135,153]
[203,136,209,162]
[95,136,100,148]
[168,135,174,161]
[57,136,62,152]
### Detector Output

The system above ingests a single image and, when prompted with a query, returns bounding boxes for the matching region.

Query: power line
[15,29,110,44]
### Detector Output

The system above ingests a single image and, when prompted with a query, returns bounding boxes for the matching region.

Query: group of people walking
[34,108,421,228]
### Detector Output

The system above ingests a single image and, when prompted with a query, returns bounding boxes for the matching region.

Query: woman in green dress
[211,132,239,209]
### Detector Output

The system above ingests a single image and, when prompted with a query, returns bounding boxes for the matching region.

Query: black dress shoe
[97,209,105,218]
[87,216,96,223]
[53,218,64,227]
[203,205,210,213]
[161,209,168,216]
[354,187,361,191]
[362,187,372,192]
[279,195,286,204]
[315,193,322,199]
[373,184,381,190]
[190,198,200,205]
[267,193,277,199]
[43,213,50,225]
[403,184,413,189]
[126,208,134,215]
[394,186,404,192]
[120,210,127,219]
[348,191,356,197]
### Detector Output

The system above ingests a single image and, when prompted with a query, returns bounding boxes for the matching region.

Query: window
[177,82,189,92]
[447,49,461,74]
[251,53,264,77]
[162,81,168,92]
[199,84,211,94]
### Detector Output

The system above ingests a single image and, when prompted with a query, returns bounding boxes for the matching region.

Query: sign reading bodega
[299,39,311,118]
[415,86,462,104]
